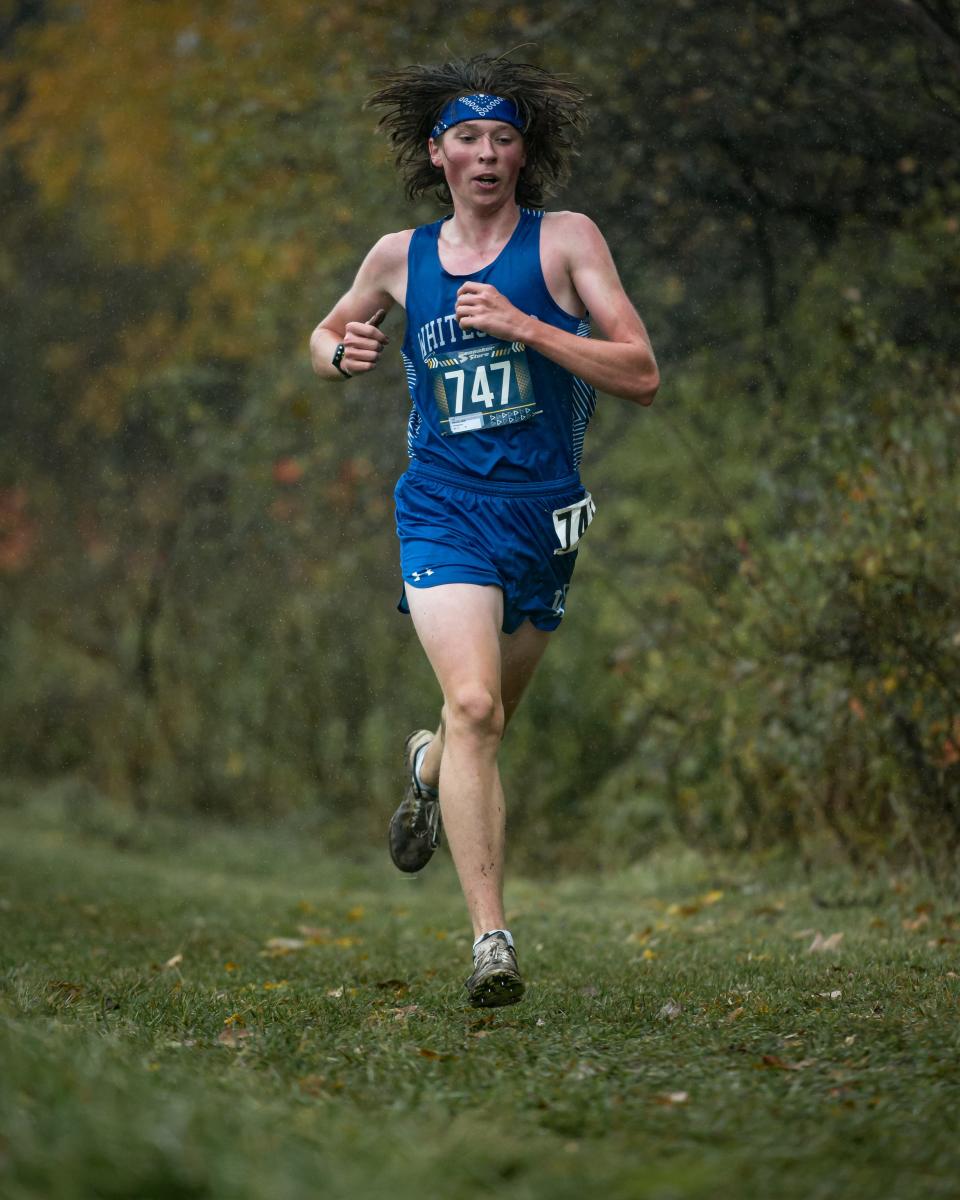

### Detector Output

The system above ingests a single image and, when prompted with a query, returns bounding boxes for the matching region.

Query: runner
[310,55,659,1007]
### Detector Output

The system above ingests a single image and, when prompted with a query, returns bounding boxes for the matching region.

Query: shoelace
[409,783,441,850]
[474,936,514,971]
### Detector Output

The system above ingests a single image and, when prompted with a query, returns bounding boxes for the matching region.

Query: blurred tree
[1,0,958,871]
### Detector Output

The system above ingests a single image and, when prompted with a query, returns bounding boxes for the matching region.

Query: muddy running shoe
[464,932,525,1008]
[388,729,442,873]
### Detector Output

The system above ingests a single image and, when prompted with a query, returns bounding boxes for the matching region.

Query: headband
[430,93,524,139]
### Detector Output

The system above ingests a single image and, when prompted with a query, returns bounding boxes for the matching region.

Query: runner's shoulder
[364,228,415,270]
[541,211,606,248]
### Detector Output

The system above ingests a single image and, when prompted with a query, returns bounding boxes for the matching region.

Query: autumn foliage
[1,1,958,871]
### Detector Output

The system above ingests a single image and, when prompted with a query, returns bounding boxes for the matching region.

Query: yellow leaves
[626,925,654,945]
[262,926,363,957]
[666,890,724,918]
[653,1090,689,1106]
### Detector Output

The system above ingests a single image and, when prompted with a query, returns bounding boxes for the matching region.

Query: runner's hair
[365,55,587,209]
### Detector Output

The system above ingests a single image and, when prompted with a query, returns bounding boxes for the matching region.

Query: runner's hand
[341,309,389,375]
[455,283,530,342]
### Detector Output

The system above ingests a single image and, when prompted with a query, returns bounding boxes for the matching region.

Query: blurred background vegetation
[1,0,958,874]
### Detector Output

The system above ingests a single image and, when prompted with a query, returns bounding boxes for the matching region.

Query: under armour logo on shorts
[410,569,435,583]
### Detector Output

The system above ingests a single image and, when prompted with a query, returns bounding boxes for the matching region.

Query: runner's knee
[445,685,504,740]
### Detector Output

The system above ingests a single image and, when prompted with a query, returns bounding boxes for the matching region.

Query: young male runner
[310,56,658,1007]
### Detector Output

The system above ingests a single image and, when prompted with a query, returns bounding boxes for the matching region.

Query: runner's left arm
[453,214,659,405]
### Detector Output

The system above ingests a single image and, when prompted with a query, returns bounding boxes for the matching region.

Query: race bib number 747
[427,340,539,435]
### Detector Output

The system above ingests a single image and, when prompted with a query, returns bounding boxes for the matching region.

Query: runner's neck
[441,201,522,260]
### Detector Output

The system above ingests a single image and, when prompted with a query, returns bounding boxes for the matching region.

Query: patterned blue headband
[430,93,524,139]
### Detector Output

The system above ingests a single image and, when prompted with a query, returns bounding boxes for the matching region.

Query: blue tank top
[400,208,596,484]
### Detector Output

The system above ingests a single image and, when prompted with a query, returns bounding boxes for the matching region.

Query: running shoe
[464,932,525,1007]
[388,729,442,873]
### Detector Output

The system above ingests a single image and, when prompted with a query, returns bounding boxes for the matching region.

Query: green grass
[1,798,958,1200]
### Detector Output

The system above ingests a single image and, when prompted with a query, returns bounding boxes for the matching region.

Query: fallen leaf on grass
[418,1047,456,1061]
[902,913,930,932]
[163,953,183,970]
[297,925,332,941]
[263,980,288,990]
[817,990,842,1000]
[658,999,682,1021]
[392,1004,419,1021]
[264,937,307,952]
[653,1091,689,1106]
[760,1055,815,1071]
[808,932,844,953]
[626,926,654,945]
[298,1074,328,1097]
[665,890,724,919]
[346,906,365,922]
[642,948,657,961]
[46,980,83,1004]
[536,1017,546,1027]
[223,961,239,972]
[725,1006,745,1023]
[218,1027,253,1046]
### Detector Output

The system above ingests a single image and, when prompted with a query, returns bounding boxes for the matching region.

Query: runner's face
[428,121,526,205]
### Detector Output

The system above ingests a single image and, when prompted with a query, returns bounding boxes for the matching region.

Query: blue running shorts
[394,460,594,634]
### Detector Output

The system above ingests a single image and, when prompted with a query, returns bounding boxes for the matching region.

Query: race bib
[552,492,596,555]
[426,340,539,435]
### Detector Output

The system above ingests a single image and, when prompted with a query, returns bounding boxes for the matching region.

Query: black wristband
[332,343,352,378]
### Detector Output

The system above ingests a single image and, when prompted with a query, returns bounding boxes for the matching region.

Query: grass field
[1,795,959,1200]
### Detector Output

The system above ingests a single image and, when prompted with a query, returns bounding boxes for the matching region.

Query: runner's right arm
[309,232,410,381]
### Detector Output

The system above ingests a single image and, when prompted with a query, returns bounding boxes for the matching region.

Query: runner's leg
[417,617,552,787]
[405,583,511,938]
